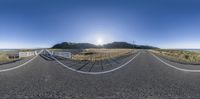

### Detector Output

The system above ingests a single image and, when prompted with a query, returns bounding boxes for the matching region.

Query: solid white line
[151,53,200,73]
[0,50,43,73]
[50,50,141,75]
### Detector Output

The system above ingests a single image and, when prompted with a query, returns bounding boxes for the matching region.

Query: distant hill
[52,42,97,49]
[52,42,158,49]
[103,42,134,48]
[134,45,158,49]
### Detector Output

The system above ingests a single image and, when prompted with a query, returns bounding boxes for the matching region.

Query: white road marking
[0,50,43,72]
[151,53,200,73]
[50,50,141,75]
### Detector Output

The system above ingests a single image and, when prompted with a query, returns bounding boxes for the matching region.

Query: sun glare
[96,38,104,45]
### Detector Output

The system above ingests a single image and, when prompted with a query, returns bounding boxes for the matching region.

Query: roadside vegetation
[0,51,19,64]
[151,49,200,64]
[72,48,135,61]
[0,53,10,62]
[0,50,36,65]
[19,49,36,51]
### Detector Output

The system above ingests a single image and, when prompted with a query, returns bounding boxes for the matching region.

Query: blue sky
[0,0,200,49]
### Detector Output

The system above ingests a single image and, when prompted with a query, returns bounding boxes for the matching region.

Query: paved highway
[1,50,200,98]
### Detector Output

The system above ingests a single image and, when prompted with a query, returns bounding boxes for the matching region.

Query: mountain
[52,42,97,49]
[134,45,158,49]
[103,42,134,48]
[52,42,158,49]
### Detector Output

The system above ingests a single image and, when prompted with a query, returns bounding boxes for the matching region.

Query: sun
[96,38,104,45]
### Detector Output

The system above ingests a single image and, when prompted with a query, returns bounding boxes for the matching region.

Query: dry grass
[0,54,10,62]
[72,48,135,61]
[151,49,200,64]
[0,51,19,63]
[0,50,36,64]
[0,53,19,63]
[19,49,35,51]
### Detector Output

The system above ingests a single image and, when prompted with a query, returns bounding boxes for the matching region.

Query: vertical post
[132,40,135,49]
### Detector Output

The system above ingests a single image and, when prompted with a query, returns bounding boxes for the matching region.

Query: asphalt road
[1,50,200,98]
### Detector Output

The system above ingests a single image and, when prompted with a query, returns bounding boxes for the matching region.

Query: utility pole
[132,40,135,49]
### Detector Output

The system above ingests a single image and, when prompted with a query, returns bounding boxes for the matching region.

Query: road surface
[1,50,200,98]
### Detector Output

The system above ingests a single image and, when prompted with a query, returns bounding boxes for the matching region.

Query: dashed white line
[0,50,43,72]
[151,53,200,73]
[51,50,141,75]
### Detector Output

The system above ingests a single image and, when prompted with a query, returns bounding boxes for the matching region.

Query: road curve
[0,50,43,72]
[1,50,200,98]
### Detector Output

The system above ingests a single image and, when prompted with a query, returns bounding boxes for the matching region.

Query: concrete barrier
[19,51,37,58]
